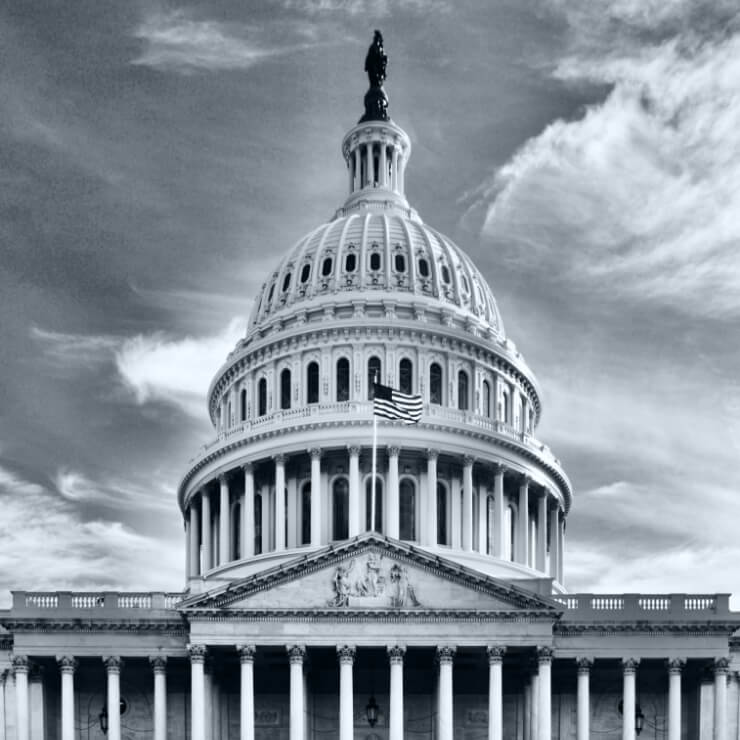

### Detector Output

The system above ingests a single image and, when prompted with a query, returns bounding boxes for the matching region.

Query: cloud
[469,1,740,317]
[0,463,182,605]
[131,10,312,72]
[32,318,245,418]
[115,318,245,417]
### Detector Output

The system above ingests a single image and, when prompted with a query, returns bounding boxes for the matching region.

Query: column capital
[12,655,30,673]
[666,658,685,675]
[241,461,254,473]
[714,656,730,675]
[337,645,356,665]
[576,657,593,674]
[218,472,229,485]
[387,645,406,664]
[149,656,167,673]
[188,644,208,664]
[387,445,400,457]
[436,645,456,665]
[487,645,506,664]
[622,657,640,674]
[426,448,439,461]
[237,644,257,663]
[286,645,307,664]
[493,463,506,477]
[103,656,123,674]
[347,445,361,457]
[274,453,286,465]
[520,474,531,487]
[463,455,474,468]
[309,447,322,461]
[537,646,554,663]
[29,664,45,682]
[56,656,78,674]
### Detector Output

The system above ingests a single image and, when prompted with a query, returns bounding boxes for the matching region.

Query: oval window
[345,253,357,272]
[441,265,451,284]
[394,254,406,272]
[370,252,381,271]
[267,283,275,303]
[282,272,291,292]
[322,257,333,277]
[418,258,429,277]
[300,264,311,283]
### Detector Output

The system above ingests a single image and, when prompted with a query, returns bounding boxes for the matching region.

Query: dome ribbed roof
[247,209,505,340]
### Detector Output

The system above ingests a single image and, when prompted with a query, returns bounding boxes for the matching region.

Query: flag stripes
[373,382,423,424]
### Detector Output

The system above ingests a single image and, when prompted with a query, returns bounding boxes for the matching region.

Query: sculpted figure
[365,30,387,88]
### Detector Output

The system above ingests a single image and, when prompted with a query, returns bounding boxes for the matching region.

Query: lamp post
[365,695,379,727]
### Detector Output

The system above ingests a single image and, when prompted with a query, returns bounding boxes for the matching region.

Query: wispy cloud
[468,0,740,317]
[32,318,245,418]
[0,462,182,605]
[131,10,312,73]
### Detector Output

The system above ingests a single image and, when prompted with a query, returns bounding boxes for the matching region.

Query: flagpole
[371,371,378,532]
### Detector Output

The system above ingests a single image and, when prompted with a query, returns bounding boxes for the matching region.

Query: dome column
[558,513,565,584]
[379,142,388,188]
[493,466,506,559]
[201,489,212,571]
[242,463,255,559]
[549,506,560,581]
[275,455,286,550]
[348,446,361,537]
[536,491,547,572]
[387,447,400,539]
[219,474,230,565]
[462,457,474,551]
[310,449,322,545]
[189,503,200,577]
[518,476,530,566]
[426,450,438,545]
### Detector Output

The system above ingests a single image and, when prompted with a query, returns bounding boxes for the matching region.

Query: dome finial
[360,30,389,123]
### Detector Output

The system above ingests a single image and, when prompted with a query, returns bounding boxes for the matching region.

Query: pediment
[181,535,559,615]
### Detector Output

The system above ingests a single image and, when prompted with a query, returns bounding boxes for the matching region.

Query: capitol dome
[178,54,572,597]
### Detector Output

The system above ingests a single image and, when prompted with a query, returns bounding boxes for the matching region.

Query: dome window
[300,264,311,283]
[301,482,311,545]
[394,254,406,273]
[418,258,430,277]
[429,363,443,405]
[332,477,349,540]
[240,389,247,421]
[306,362,319,404]
[441,265,451,284]
[461,275,469,292]
[399,479,416,541]
[399,358,413,395]
[345,253,357,273]
[370,252,381,271]
[282,272,292,292]
[280,368,291,410]
[258,378,267,417]
[267,283,276,304]
[458,370,469,411]
[437,482,448,545]
[367,356,382,398]
[321,257,333,277]
[336,358,350,402]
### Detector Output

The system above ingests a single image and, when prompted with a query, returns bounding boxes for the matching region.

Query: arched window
[458,370,469,411]
[441,265,451,284]
[505,505,515,561]
[486,494,495,555]
[254,493,262,555]
[227,402,231,428]
[307,362,319,404]
[370,252,381,271]
[280,368,291,410]
[430,363,442,405]
[436,482,448,545]
[240,389,247,421]
[336,358,350,402]
[399,479,416,541]
[232,501,241,560]
[482,380,491,417]
[367,356,382,399]
[258,378,267,416]
[300,263,311,283]
[282,272,291,292]
[322,257,333,277]
[394,254,406,272]
[301,482,311,546]
[332,477,349,540]
[365,477,383,532]
[418,258,430,277]
[345,253,357,272]
[399,358,413,394]
[502,388,510,424]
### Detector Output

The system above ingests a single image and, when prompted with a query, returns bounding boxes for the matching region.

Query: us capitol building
[1,33,738,740]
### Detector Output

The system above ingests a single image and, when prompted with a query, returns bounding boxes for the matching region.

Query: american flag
[373,382,423,424]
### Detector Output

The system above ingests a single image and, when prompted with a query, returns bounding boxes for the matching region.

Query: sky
[1,0,739,607]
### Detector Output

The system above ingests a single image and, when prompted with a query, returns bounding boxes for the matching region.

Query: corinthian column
[103,657,123,740]
[348,446,360,536]
[238,645,256,740]
[426,449,439,545]
[219,474,230,564]
[437,646,456,740]
[388,646,406,740]
[13,656,30,740]
[242,463,255,558]
[493,465,505,558]
[487,646,505,740]
[537,648,552,740]
[201,489,212,571]
[189,645,207,740]
[462,457,474,551]
[715,657,729,740]
[275,455,286,550]
[518,476,530,566]
[667,658,684,740]
[622,658,639,740]
[387,447,400,538]
[150,657,167,740]
[310,449,322,545]
[576,658,593,740]
[287,646,306,740]
[57,656,77,740]
[337,646,356,740]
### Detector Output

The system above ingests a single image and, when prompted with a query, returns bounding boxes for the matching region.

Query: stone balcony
[7,590,184,616]
[554,593,732,621]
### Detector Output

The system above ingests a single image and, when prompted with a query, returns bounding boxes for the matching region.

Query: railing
[553,593,730,619]
[191,402,563,470]
[13,591,184,614]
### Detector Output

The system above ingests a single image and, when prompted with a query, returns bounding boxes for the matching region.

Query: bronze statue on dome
[360,30,390,123]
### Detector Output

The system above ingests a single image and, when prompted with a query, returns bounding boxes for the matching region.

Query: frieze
[327,553,421,608]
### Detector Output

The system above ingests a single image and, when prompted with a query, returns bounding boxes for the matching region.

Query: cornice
[179,418,572,512]
[0,618,187,634]
[555,622,740,636]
